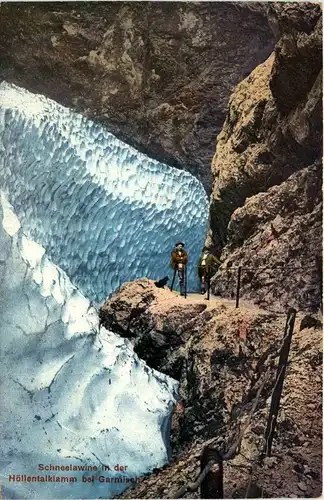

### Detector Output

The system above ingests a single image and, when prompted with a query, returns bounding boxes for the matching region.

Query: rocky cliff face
[209,2,322,246]
[0,2,274,192]
[214,162,322,312]
[100,279,322,498]
[208,3,322,311]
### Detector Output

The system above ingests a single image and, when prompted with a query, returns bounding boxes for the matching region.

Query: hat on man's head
[175,241,184,247]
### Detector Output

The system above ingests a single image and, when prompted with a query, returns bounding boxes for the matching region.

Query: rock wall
[214,163,322,312]
[0,3,321,311]
[0,1,275,193]
[208,3,322,311]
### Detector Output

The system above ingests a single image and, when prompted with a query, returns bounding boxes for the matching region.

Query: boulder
[100,279,206,377]
[212,163,322,312]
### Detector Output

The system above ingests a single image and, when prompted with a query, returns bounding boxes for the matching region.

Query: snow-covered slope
[0,82,209,301]
[0,194,177,499]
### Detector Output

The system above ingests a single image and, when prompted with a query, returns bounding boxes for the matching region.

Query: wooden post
[262,307,296,458]
[200,446,223,499]
[315,255,322,311]
[235,266,242,308]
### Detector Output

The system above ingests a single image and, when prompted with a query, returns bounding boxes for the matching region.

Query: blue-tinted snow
[0,82,209,301]
[0,194,178,499]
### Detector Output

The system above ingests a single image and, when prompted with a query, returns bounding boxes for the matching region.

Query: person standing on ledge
[170,241,188,296]
[198,247,221,296]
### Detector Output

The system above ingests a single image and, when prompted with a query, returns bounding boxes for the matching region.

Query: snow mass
[0,193,178,499]
[0,82,209,498]
[0,82,209,302]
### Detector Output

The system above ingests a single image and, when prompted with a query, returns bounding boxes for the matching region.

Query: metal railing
[170,308,298,498]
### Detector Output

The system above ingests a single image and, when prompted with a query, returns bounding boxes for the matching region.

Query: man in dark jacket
[198,247,221,295]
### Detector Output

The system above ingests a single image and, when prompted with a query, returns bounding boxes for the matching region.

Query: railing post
[235,266,242,308]
[262,307,296,459]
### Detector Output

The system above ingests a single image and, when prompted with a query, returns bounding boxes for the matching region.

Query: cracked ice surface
[0,82,209,301]
[0,194,178,499]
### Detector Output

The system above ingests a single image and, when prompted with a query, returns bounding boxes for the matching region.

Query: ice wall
[0,194,177,499]
[0,82,209,302]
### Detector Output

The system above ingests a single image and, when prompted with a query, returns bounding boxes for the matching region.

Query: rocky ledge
[100,279,322,498]
[213,162,322,312]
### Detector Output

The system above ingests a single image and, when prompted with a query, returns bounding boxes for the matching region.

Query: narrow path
[171,290,284,315]
[186,293,259,310]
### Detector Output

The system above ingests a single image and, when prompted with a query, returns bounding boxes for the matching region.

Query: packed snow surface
[0,194,178,499]
[0,82,209,301]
